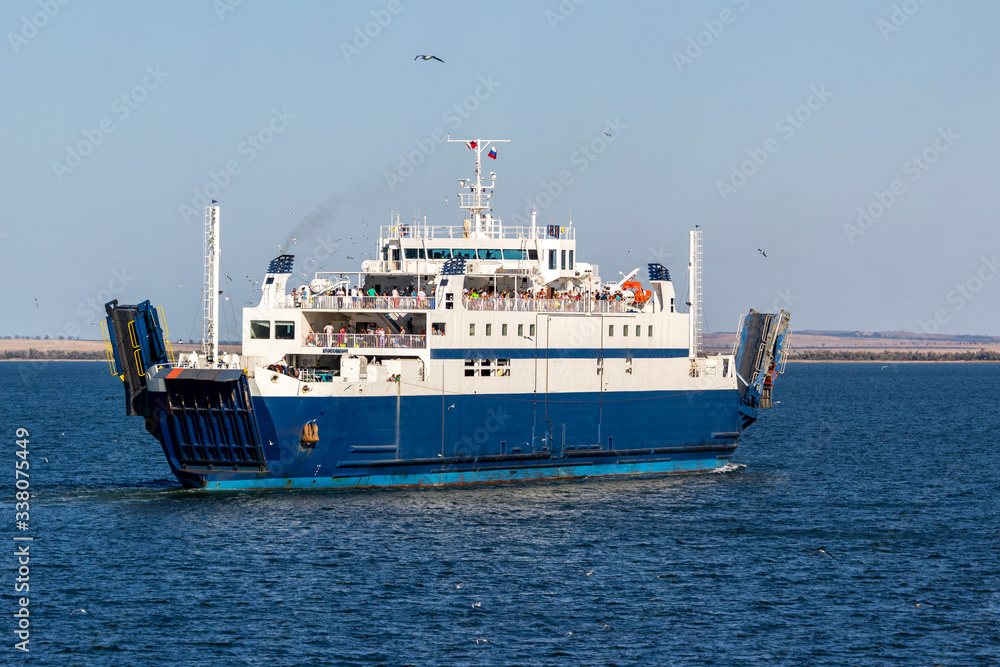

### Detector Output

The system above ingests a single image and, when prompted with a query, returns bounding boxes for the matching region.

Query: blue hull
[150,388,748,490]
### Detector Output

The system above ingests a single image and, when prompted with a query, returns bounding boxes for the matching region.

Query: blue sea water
[0,360,998,666]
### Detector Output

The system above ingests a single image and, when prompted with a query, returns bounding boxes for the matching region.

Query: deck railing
[462,297,634,314]
[303,332,426,350]
[300,295,434,311]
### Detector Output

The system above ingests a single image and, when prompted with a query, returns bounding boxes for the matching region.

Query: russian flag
[467,141,478,150]
[487,147,497,159]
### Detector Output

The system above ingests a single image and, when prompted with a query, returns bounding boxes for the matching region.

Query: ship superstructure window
[561,250,566,270]
[432,322,446,335]
[548,250,556,270]
[623,325,629,337]
[568,250,574,270]
[275,322,295,340]
[502,249,525,260]
[529,324,536,336]
[648,325,653,337]
[518,324,523,337]
[404,248,426,259]
[478,249,502,260]
[486,324,492,336]
[528,249,538,260]
[250,320,271,339]
[635,325,640,337]
[464,359,511,377]
[430,248,451,259]
[609,325,614,337]
[453,248,476,259]
[469,324,476,336]
[502,324,508,336]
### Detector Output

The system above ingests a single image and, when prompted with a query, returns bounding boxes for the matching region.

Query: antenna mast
[446,137,510,237]
[688,229,703,358]
[202,204,220,364]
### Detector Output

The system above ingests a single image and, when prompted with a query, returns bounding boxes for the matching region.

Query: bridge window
[453,248,476,259]
[478,249,502,260]
[561,250,566,270]
[429,248,451,259]
[404,248,426,259]
[250,320,271,339]
[568,250,574,270]
[548,250,556,270]
[502,249,525,260]
[275,322,295,340]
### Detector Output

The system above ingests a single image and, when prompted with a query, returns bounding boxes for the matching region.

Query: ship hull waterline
[147,388,750,490]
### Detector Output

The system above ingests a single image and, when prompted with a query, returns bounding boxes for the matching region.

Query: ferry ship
[102,138,791,490]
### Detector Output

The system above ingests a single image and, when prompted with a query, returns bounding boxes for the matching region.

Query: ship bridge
[362,138,588,290]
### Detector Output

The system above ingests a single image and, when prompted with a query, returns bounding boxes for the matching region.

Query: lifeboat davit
[622,281,652,304]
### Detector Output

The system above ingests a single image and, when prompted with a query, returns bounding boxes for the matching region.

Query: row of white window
[463,323,653,337]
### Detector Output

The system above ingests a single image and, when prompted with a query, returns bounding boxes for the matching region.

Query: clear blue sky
[4,0,999,340]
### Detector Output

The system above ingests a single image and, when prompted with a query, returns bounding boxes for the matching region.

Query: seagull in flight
[598,622,616,632]
[810,549,835,559]
[604,132,612,137]
[472,602,482,608]
[475,638,493,645]
[34,297,38,308]
[757,248,767,258]
[447,403,456,410]
[583,569,594,577]
[415,55,444,62]
[290,236,297,243]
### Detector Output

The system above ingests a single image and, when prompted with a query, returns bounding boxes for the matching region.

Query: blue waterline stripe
[429,347,689,360]
[203,458,723,490]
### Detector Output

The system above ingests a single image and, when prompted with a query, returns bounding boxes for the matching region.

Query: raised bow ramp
[734,309,792,426]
